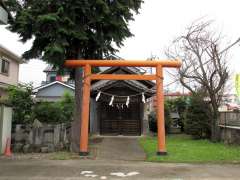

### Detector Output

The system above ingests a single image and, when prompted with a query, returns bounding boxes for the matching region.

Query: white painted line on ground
[110,171,140,177]
[80,171,139,179]
[110,172,127,177]
[84,174,98,177]
[81,171,93,175]
[127,172,139,176]
[100,176,107,179]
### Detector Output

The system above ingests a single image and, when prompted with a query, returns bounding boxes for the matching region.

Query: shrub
[165,97,187,132]
[33,92,74,124]
[148,111,157,132]
[6,84,74,125]
[58,92,74,122]
[184,94,211,139]
[148,102,171,133]
[33,102,62,123]
[6,84,34,124]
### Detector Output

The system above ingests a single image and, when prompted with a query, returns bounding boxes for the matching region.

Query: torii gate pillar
[79,64,91,155]
[156,65,167,155]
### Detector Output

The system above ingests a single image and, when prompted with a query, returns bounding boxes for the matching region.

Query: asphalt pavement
[1,159,240,179]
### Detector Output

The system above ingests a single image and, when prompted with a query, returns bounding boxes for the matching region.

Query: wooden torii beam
[65,59,181,156]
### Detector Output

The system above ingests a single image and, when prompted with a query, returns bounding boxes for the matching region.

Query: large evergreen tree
[5,0,143,151]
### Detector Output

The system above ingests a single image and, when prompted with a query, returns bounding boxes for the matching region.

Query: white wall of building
[0,105,12,154]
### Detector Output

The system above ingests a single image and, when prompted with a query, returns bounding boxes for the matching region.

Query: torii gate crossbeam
[65,60,181,156]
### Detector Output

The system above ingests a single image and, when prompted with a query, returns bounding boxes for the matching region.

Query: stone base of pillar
[79,152,89,156]
[156,151,167,156]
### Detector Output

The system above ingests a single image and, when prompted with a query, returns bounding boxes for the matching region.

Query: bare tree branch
[166,19,230,141]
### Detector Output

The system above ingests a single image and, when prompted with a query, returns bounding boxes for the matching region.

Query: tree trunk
[70,53,83,152]
[211,103,220,142]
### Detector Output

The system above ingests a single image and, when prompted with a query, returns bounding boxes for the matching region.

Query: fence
[219,111,240,145]
[219,111,240,127]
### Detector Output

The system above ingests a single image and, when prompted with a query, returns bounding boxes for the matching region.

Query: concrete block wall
[220,126,240,145]
[12,123,71,153]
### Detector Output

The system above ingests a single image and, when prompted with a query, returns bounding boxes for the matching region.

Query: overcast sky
[0,0,240,92]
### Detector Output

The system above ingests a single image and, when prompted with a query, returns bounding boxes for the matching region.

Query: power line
[164,80,179,87]
[165,69,176,78]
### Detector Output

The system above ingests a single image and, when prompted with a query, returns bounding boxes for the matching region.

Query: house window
[0,58,10,75]
[49,76,56,82]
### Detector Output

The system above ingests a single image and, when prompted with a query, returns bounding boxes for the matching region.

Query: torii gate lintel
[64,60,181,156]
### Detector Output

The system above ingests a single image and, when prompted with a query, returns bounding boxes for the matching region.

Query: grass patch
[139,134,240,163]
[50,151,76,160]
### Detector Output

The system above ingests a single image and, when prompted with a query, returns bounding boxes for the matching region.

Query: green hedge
[7,84,74,124]
[33,92,74,124]
[184,94,211,139]
[148,102,171,133]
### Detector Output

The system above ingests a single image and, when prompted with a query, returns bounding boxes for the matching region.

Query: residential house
[34,81,74,102]
[34,65,74,102]
[0,1,8,24]
[0,44,23,154]
[0,44,24,98]
[42,64,73,85]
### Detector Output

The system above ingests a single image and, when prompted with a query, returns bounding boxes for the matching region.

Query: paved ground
[92,136,146,161]
[1,159,240,179]
[1,137,240,179]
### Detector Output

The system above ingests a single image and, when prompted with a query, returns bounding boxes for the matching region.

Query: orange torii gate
[65,60,181,156]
